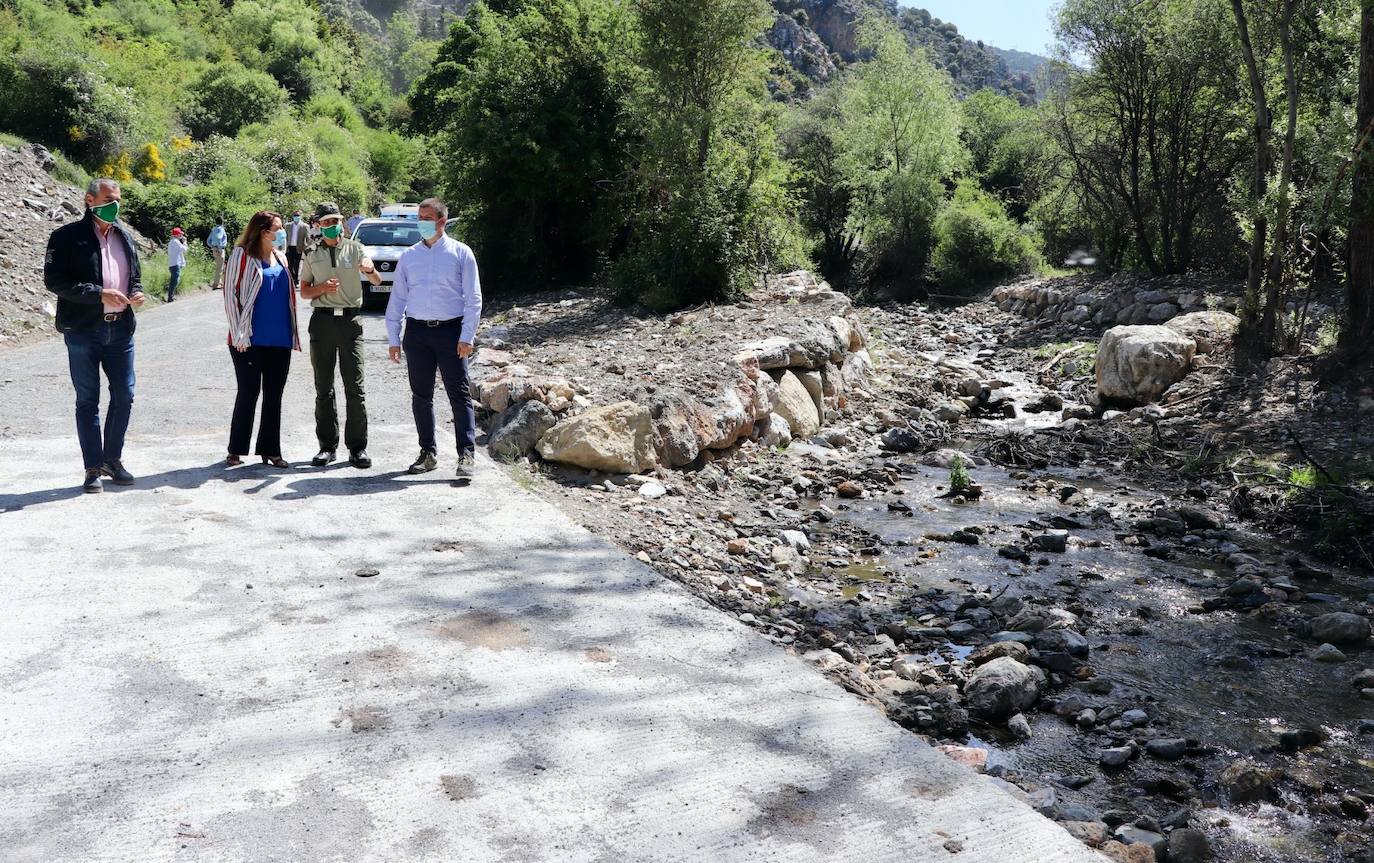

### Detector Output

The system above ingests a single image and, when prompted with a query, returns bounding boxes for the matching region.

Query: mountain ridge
[768,0,1048,102]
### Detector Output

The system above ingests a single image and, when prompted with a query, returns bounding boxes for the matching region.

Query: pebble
[1144,738,1187,760]
[1167,828,1212,863]
[1007,712,1033,740]
[1099,745,1134,767]
[638,481,667,499]
[1314,643,1348,663]
[1114,825,1167,857]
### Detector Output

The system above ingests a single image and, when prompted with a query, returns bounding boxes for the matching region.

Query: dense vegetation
[2,0,1373,361]
[0,0,447,242]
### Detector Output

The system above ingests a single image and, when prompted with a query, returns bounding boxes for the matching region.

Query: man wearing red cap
[167,227,188,303]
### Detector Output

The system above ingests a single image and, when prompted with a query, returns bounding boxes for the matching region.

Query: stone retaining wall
[992,273,1238,329]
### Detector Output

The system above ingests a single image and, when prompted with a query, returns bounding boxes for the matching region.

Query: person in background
[43,177,146,493]
[299,202,382,469]
[222,210,300,469]
[167,227,188,303]
[345,208,364,237]
[385,197,482,478]
[207,217,228,291]
[284,210,308,283]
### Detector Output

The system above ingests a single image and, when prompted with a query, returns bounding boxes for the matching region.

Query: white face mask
[418,220,438,240]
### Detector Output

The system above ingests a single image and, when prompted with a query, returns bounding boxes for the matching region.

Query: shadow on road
[0,463,470,512]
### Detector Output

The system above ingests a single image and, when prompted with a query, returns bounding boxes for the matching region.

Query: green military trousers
[308,310,367,453]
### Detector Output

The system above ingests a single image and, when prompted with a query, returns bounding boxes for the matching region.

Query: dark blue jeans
[64,318,135,470]
[402,318,475,455]
[167,265,182,301]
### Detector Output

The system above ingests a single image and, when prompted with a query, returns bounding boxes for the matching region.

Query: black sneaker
[408,450,437,474]
[455,451,475,478]
[101,460,135,485]
[350,449,372,469]
[83,469,103,494]
[311,450,336,467]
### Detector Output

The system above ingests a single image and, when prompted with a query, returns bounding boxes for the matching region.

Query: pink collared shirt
[94,221,130,314]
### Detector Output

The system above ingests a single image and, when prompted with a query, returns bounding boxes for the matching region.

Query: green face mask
[321,224,342,240]
[91,200,120,223]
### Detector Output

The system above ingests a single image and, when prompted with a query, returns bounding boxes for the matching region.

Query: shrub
[181,64,288,140]
[931,181,1042,294]
[235,117,320,199]
[303,92,366,135]
[134,142,167,182]
[610,181,758,312]
[0,51,136,164]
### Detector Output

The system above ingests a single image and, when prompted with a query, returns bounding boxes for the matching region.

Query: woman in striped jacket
[222,210,300,468]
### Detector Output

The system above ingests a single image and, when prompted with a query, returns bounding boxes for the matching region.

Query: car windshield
[356,223,421,246]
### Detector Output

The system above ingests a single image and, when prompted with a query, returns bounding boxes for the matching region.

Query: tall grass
[140,243,217,301]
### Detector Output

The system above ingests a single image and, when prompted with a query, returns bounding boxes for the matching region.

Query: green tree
[1049,0,1244,274]
[931,181,1043,293]
[181,64,289,140]
[612,0,801,310]
[1347,0,1374,359]
[783,87,860,288]
[961,89,1041,219]
[409,0,636,288]
[836,17,965,293]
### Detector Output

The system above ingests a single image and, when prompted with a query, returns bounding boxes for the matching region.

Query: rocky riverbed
[471,274,1374,863]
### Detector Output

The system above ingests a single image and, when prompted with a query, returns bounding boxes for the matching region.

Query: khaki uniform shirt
[300,238,366,309]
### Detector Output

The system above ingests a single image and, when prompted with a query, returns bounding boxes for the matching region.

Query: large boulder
[487,399,556,463]
[1096,325,1197,405]
[649,390,706,468]
[1165,310,1241,355]
[795,369,825,421]
[963,656,1045,719]
[536,402,656,473]
[770,370,821,438]
[474,365,577,414]
[1310,612,1371,645]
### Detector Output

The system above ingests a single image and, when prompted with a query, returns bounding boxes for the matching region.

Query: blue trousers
[167,265,182,301]
[402,318,475,455]
[64,318,135,470]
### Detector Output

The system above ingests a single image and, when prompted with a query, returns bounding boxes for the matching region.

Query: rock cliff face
[768,0,1041,102]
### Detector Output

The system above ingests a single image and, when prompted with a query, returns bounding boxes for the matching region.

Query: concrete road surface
[0,293,1102,862]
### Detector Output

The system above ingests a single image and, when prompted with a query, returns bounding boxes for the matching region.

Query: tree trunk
[1229,0,1271,336]
[1260,0,1299,353]
[1348,1,1374,354]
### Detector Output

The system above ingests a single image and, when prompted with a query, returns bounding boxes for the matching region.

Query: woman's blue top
[252,260,293,348]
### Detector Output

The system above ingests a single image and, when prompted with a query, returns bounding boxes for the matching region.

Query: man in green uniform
[299,202,382,468]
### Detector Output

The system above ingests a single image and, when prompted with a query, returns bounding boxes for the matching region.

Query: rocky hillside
[0,144,153,349]
[769,0,1042,102]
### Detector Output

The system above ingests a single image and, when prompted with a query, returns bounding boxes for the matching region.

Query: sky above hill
[903,1,1059,55]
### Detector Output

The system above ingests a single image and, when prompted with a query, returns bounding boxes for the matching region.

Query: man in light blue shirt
[207,217,228,290]
[385,197,483,477]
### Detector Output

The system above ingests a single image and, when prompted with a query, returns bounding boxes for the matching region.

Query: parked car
[379,203,419,221]
[350,218,461,309]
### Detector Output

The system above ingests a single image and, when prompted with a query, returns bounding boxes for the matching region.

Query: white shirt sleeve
[459,248,482,345]
[385,253,409,347]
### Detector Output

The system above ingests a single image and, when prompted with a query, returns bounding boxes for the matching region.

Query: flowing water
[800,362,1373,859]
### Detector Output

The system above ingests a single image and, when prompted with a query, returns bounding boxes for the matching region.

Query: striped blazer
[223,245,300,351]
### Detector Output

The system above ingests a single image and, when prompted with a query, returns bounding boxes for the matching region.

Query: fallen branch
[1037,342,1094,376]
